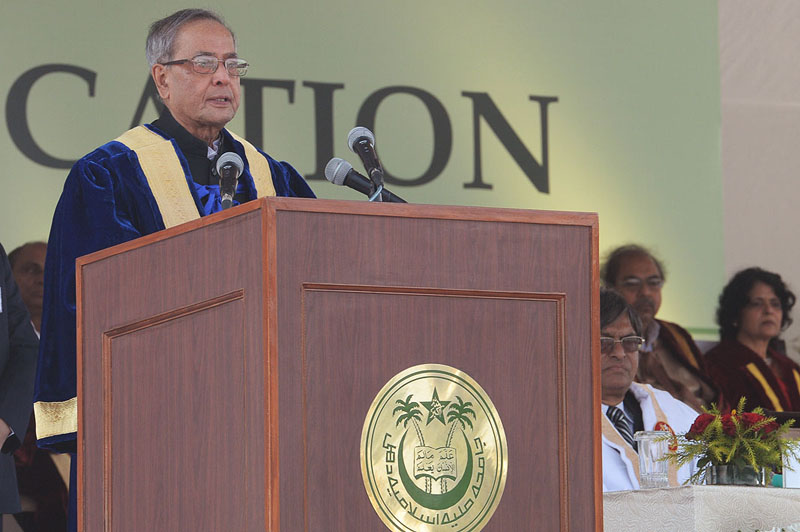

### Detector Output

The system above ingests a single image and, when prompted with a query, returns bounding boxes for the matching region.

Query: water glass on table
[634,430,670,489]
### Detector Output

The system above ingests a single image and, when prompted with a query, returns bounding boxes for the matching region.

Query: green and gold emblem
[361,364,508,531]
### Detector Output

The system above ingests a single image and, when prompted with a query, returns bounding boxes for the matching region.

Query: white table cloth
[603,485,800,532]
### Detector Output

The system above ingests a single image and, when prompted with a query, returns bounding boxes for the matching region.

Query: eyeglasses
[617,277,664,292]
[600,336,644,354]
[745,298,782,311]
[161,55,249,77]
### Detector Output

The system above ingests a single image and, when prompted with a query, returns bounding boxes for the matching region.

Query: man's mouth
[635,298,655,313]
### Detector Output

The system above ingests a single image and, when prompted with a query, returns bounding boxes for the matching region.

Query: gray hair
[600,244,666,288]
[145,9,236,67]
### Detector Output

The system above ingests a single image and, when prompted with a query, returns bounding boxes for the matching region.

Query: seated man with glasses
[602,244,721,412]
[600,288,698,491]
[33,9,314,531]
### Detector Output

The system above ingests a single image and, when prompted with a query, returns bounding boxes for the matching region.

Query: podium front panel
[271,203,598,531]
[78,199,599,531]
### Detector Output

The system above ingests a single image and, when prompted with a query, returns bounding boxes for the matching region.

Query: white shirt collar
[207,137,221,160]
[641,319,660,352]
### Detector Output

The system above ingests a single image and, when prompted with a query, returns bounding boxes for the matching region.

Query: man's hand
[0,417,11,443]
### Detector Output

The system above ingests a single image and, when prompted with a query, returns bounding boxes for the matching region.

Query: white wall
[720,0,800,361]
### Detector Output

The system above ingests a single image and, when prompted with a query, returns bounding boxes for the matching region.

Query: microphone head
[347,126,375,152]
[324,157,353,186]
[216,151,244,177]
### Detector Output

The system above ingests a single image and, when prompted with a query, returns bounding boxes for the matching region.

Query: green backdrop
[0,1,722,337]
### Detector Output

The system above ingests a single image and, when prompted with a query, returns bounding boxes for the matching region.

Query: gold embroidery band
[602,388,680,488]
[662,321,700,370]
[34,397,78,440]
[229,131,276,198]
[643,387,679,487]
[793,369,800,400]
[602,414,640,481]
[115,126,199,229]
[745,363,784,412]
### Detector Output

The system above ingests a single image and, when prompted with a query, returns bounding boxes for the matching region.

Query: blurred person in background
[602,244,721,411]
[10,242,67,532]
[0,242,38,531]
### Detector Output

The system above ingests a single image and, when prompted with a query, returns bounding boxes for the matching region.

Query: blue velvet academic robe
[35,124,314,531]
[34,124,314,452]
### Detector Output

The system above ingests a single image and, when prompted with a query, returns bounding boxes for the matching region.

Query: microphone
[216,152,244,210]
[324,158,407,203]
[347,127,385,193]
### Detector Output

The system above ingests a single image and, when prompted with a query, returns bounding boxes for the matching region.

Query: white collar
[207,137,221,160]
[641,319,661,352]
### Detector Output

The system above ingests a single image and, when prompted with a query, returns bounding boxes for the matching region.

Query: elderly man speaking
[34,9,315,530]
[599,288,698,491]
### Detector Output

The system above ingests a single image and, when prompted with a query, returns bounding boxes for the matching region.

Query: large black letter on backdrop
[303,81,345,181]
[240,79,295,150]
[461,92,558,192]
[7,64,96,169]
[130,78,165,128]
[356,86,452,187]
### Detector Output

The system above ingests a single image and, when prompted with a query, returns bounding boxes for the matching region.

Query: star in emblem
[420,388,451,426]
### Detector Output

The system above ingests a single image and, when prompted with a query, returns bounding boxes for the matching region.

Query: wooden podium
[76,198,600,531]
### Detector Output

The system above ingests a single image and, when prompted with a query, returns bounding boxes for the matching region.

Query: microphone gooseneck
[324,158,407,203]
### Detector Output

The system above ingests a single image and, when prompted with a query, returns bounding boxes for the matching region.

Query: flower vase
[706,465,768,486]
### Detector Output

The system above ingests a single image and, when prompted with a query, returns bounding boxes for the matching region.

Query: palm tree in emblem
[393,394,433,493]
[441,396,476,492]
[393,395,425,446]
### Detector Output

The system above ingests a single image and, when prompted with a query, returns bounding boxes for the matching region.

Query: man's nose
[640,282,656,296]
[608,342,626,359]
[212,64,232,84]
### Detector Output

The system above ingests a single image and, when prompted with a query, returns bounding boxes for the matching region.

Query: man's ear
[151,64,170,102]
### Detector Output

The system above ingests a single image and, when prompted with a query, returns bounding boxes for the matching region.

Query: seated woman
[705,267,800,412]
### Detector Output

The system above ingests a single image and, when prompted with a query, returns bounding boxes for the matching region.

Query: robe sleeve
[0,244,38,454]
[266,155,316,199]
[34,154,144,452]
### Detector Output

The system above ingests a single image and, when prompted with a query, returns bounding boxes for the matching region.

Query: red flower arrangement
[666,397,800,484]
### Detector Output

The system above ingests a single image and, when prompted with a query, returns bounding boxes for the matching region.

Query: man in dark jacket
[602,244,721,411]
[0,243,39,530]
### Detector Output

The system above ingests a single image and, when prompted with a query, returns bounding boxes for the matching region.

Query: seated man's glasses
[618,276,664,292]
[161,55,249,77]
[600,336,644,355]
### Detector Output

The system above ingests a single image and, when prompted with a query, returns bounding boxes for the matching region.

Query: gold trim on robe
[745,363,784,412]
[229,131,276,198]
[34,397,78,440]
[602,415,640,481]
[115,126,200,228]
[661,321,701,370]
[602,387,680,487]
[793,369,800,399]
[34,128,278,444]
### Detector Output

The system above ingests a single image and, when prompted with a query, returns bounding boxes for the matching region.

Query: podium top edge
[75,197,598,268]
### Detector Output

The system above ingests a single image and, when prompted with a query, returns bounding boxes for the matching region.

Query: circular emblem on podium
[361,364,508,531]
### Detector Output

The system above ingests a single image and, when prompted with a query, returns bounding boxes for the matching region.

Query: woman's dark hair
[600,288,643,336]
[716,267,796,340]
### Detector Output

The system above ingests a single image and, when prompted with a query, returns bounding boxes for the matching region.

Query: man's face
[600,313,639,404]
[613,254,662,330]
[152,19,240,141]
[11,243,46,317]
